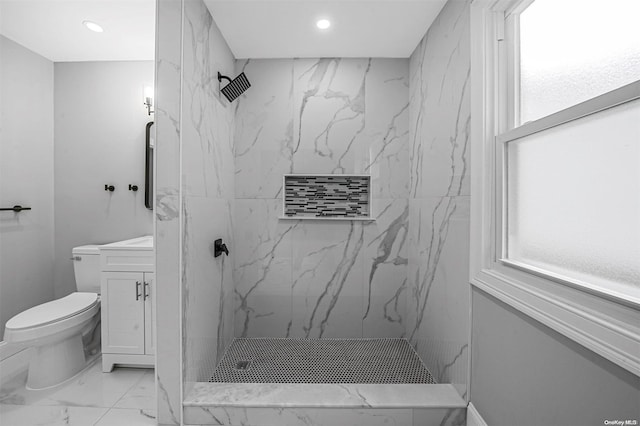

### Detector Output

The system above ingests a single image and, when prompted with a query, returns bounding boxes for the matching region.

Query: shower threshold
[183,338,467,426]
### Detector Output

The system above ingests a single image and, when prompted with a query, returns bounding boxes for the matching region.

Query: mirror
[145,121,154,210]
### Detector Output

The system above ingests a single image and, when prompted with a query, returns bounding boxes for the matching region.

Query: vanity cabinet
[99,236,154,373]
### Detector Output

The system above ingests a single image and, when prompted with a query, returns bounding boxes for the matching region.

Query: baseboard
[467,402,488,426]
[0,341,30,383]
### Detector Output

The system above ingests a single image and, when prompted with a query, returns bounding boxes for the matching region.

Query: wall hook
[104,185,115,192]
[129,184,139,192]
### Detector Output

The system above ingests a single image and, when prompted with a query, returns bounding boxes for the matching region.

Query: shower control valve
[214,239,229,257]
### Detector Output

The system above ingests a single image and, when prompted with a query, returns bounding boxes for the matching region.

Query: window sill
[499,259,640,309]
[471,267,640,377]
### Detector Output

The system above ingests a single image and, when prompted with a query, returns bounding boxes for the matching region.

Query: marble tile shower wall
[182,0,236,383]
[154,0,182,423]
[406,0,472,397]
[233,58,410,338]
[155,0,237,421]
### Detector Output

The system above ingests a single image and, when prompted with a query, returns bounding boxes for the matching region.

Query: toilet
[3,245,102,389]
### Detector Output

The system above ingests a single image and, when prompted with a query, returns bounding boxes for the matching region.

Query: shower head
[218,72,251,102]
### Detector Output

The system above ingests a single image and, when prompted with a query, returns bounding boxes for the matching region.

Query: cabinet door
[143,272,155,355]
[101,272,145,354]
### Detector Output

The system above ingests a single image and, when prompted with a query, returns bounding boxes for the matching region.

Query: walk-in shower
[160,1,470,424]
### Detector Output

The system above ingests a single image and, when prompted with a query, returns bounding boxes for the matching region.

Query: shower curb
[183,382,466,425]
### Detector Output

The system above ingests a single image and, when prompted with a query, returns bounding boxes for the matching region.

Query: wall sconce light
[144,85,154,115]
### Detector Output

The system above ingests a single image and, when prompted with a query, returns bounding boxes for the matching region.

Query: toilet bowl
[4,293,100,389]
[3,245,102,389]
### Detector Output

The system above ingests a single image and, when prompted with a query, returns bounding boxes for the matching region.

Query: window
[504,98,639,295]
[517,0,640,124]
[500,0,640,300]
[470,0,640,377]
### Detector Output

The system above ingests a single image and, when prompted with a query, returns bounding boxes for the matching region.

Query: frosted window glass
[506,99,640,290]
[519,0,640,123]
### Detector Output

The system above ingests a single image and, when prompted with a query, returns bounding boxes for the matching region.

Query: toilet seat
[4,292,100,344]
[6,292,98,330]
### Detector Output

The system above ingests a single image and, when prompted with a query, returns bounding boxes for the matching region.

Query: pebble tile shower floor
[209,338,436,384]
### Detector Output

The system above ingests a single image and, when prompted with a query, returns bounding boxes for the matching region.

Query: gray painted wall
[471,288,640,425]
[53,61,154,298]
[0,36,55,332]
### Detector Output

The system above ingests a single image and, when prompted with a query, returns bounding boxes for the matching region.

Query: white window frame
[470,0,640,377]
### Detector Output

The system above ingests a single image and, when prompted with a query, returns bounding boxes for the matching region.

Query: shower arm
[217,72,232,84]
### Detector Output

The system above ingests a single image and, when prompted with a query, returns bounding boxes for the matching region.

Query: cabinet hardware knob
[105,185,115,192]
[129,184,139,192]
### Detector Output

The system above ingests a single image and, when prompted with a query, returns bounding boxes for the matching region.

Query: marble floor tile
[0,403,108,426]
[0,360,148,408]
[93,408,157,426]
[113,371,156,410]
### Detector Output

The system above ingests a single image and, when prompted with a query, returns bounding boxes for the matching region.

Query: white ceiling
[0,0,447,62]
[0,0,155,62]
[204,0,448,59]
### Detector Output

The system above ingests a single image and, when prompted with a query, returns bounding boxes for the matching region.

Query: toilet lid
[6,292,98,330]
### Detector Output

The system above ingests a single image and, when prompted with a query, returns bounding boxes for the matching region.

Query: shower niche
[280,174,373,221]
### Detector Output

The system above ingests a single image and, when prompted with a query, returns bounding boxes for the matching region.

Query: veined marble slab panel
[407,0,472,399]
[235,58,409,201]
[183,382,464,408]
[113,371,156,410]
[234,199,296,337]
[181,0,236,387]
[292,58,370,175]
[364,59,410,199]
[235,59,295,199]
[0,362,146,408]
[94,408,157,425]
[184,407,413,426]
[362,198,409,337]
[182,0,235,199]
[413,408,467,426]
[290,220,365,338]
[234,198,411,339]
[0,404,108,426]
[233,58,410,339]
[409,0,471,199]
[183,196,235,381]
[406,196,470,393]
[154,0,183,423]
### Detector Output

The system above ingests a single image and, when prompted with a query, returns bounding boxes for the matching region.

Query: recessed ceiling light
[316,19,331,30]
[83,20,104,33]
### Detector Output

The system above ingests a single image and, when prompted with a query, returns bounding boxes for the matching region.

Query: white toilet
[3,245,102,390]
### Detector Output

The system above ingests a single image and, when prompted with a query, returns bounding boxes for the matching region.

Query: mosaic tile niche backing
[283,175,371,218]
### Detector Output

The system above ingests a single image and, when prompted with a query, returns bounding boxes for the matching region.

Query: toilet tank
[72,245,101,294]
